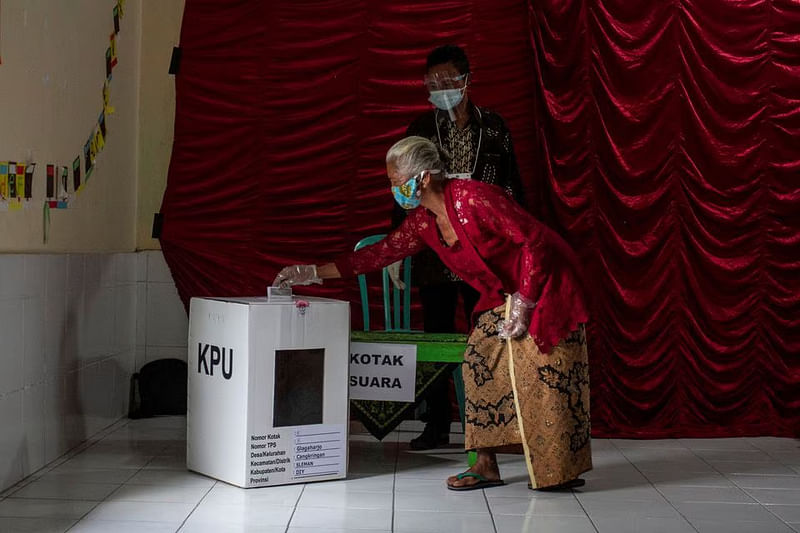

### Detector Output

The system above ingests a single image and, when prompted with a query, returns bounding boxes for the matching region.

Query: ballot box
[187,295,350,488]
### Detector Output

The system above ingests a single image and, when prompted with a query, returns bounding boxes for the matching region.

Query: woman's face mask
[391,172,424,210]
[391,169,441,210]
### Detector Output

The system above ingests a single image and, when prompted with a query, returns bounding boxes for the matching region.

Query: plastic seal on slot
[267,286,293,302]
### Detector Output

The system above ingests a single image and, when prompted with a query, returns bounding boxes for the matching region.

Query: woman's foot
[446,450,503,490]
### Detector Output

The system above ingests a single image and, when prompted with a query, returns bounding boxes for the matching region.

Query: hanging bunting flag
[105,47,113,79]
[113,6,120,34]
[47,164,55,198]
[109,34,118,69]
[72,156,81,192]
[98,111,107,139]
[117,0,126,19]
[90,133,98,162]
[43,202,50,244]
[94,125,105,152]
[16,163,26,200]
[23,164,34,199]
[0,162,8,199]
[103,80,115,115]
[83,139,93,180]
[24,164,34,199]
[8,162,17,198]
[59,166,69,199]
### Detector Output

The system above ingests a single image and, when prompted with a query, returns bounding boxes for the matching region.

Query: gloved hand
[272,265,322,288]
[386,261,406,290]
[498,292,537,339]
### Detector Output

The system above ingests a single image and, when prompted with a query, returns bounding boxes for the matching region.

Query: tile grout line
[568,482,601,533]
[173,480,218,533]
[481,487,499,533]
[63,420,181,532]
[0,417,134,500]
[609,438,700,533]
[687,442,798,531]
[391,430,400,533]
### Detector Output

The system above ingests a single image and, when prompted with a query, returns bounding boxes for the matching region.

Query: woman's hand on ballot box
[272,264,323,287]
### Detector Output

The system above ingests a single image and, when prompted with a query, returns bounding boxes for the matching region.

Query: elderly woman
[273,136,592,491]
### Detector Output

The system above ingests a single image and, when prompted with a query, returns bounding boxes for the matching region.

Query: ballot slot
[273,348,325,427]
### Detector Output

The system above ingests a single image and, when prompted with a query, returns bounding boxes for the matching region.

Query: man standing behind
[395,44,526,450]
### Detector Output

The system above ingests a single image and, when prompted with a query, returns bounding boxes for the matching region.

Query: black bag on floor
[128,358,187,419]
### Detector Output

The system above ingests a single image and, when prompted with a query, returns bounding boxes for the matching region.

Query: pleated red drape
[161,0,800,437]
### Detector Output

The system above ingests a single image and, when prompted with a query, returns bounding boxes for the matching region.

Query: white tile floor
[0,417,798,533]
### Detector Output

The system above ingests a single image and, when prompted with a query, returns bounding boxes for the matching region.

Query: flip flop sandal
[529,478,586,491]
[447,472,505,492]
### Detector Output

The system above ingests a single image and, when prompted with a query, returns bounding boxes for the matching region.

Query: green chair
[351,234,476,465]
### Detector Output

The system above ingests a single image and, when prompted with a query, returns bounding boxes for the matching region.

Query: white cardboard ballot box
[187,296,350,488]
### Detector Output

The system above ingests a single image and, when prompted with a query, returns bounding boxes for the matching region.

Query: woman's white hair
[386,136,445,180]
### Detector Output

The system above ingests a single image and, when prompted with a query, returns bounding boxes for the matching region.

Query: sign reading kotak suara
[349,342,417,402]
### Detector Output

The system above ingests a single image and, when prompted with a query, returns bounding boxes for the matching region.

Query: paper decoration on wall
[109,34,118,69]
[23,164,34,199]
[59,166,69,199]
[4,0,129,244]
[103,80,115,114]
[8,162,17,198]
[83,138,93,179]
[0,163,7,198]
[72,157,81,192]
[47,164,55,198]
[113,6,120,34]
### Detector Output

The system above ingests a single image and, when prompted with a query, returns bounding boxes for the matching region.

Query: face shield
[424,72,469,119]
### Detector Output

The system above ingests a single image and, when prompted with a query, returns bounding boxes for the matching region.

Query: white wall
[137,251,189,367]
[0,0,141,252]
[0,250,188,492]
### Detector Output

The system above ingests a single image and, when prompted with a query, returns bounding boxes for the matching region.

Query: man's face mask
[425,72,468,111]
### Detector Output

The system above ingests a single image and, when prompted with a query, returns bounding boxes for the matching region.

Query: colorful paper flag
[95,126,105,152]
[59,166,69,198]
[8,162,17,198]
[47,164,55,198]
[16,164,26,200]
[98,111,107,139]
[43,202,50,244]
[24,164,34,199]
[113,6,120,34]
[105,48,112,79]
[72,156,81,191]
[0,162,7,199]
[109,34,118,69]
[84,139,93,180]
[103,80,115,115]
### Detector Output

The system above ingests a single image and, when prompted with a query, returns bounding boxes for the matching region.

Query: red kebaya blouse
[335,179,589,354]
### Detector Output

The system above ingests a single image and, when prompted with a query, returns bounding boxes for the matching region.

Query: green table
[350,330,477,466]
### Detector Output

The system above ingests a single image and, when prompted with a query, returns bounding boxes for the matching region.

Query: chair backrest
[354,234,412,332]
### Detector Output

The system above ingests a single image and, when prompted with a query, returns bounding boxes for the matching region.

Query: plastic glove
[498,292,537,339]
[386,261,406,290]
[272,265,322,288]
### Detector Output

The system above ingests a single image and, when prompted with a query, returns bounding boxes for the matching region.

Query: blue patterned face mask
[391,172,423,210]
[391,170,441,209]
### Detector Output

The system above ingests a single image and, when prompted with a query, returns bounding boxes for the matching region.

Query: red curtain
[161,0,800,437]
